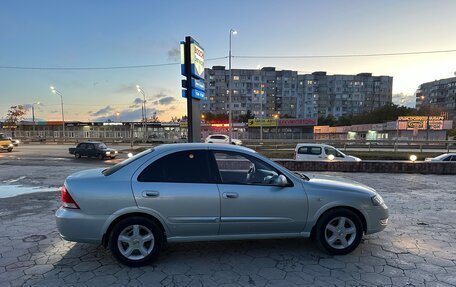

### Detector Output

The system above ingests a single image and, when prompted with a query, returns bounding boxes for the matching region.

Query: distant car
[205,134,242,145]
[69,142,118,160]
[56,143,388,267]
[0,133,13,152]
[424,153,456,162]
[8,137,20,146]
[294,143,361,162]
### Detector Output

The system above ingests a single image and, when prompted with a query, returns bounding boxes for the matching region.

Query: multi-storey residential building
[202,66,393,120]
[416,76,456,120]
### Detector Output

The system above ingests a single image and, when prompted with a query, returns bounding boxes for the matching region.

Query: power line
[233,49,456,59]
[0,56,228,71]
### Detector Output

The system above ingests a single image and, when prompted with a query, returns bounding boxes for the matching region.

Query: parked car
[8,137,20,146]
[424,153,456,162]
[56,143,388,267]
[0,133,13,152]
[205,134,242,145]
[294,143,361,162]
[68,142,118,160]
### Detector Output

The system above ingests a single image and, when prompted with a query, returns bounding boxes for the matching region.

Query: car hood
[303,173,376,196]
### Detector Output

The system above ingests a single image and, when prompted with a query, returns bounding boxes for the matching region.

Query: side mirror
[277,174,288,187]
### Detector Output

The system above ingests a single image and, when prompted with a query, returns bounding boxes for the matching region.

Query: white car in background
[294,143,361,162]
[425,153,456,162]
[205,134,242,145]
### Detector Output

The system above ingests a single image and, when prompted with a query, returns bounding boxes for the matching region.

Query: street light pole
[136,85,148,141]
[50,86,65,140]
[32,102,40,138]
[228,29,237,144]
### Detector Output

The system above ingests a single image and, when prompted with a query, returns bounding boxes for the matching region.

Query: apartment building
[416,76,456,120]
[202,66,393,120]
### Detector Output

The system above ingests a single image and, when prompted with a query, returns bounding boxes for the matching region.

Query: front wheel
[7,148,13,152]
[315,208,363,255]
[74,153,81,159]
[109,217,163,267]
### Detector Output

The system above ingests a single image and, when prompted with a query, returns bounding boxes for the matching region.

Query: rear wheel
[315,208,363,255]
[74,153,81,158]
[109,217,163,267]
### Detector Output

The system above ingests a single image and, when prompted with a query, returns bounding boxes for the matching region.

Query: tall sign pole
[181,36,205,143]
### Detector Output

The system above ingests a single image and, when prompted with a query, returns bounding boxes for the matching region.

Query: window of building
[233,76,240,81]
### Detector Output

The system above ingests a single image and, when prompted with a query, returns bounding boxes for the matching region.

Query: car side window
[212,151,286,186]
[78,143,86,149]
[298,146,321,155]
[325,147,344,158]
[452,156,456,162]
[87,144,94,150]
[138,150,214,183]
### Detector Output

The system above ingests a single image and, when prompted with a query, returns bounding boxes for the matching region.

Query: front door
[132,149,220,237]
[211,150,308,235]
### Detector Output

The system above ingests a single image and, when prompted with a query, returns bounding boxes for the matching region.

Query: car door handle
[222,192,239,199]
[142,190,160,198]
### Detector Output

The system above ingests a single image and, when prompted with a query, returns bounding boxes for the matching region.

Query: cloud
[129,97,144,108]
[92,107,165,122]
[392,93,416,108]
[158,96,176,105]
[113,84,137,94]
[167,47,180,61]
[91,105,114,117]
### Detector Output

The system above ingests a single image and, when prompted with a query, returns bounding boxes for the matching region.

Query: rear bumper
[55,207,108,244]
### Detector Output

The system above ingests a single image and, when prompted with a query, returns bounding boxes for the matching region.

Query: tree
[237,110,253,123]
[4,105,27,137]
[150,112,159,123]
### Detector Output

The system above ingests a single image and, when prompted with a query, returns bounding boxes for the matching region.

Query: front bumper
[365,203,389,235]
[55,207,108,244]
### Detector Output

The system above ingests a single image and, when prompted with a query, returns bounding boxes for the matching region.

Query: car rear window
[103,149,153,176]
[298,146,321,155]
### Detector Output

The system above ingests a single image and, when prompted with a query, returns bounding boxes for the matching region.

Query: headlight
[114,151,118,154]
[371,194,384,206]
[8,144,14,147]
[105,151,111,155]
[16,140,20,143]
[355,157,362,162]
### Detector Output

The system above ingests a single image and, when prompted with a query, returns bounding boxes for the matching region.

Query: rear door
[131,149,221,237]
[296,145,323,161]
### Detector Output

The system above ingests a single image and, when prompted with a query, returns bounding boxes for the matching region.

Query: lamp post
[274,114,279,140]
[136,85,147,141]
[228,28,237,144]
[32,102,40,138]
[50,86,65,140]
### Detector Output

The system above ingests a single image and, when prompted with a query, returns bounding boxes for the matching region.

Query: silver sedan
[56,143,388,267]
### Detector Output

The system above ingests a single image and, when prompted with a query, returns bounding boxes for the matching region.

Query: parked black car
[69,142,118,160]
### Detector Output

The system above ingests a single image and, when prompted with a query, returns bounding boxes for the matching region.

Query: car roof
[295,143,333,148]
[79,141,103,144]
[154,143,256,154]
[208,134,228,137]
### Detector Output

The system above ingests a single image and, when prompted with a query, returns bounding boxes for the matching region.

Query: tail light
[293,150,296,160]
[61,185,79,209]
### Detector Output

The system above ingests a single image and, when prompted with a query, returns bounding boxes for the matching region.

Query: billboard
[397,116,444,130]
[180,39,205,80]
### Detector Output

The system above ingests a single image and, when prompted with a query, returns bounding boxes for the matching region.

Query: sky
[1,0,456,122]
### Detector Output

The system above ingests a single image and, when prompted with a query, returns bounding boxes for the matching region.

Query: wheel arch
[310,205,367,239]
[102,212,167,247]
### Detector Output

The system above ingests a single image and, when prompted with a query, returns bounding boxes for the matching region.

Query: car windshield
[97,143,107,149]
[103,148,153,176]
[0,134,7,140]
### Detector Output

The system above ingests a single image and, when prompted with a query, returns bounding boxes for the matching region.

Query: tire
[98,154,104,160]
[315,208,363,255]
[7,148,13,152]
[109,216,164,267]
[74,153,81,159]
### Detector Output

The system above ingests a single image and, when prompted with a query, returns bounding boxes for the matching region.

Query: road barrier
[276,160,456,174]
